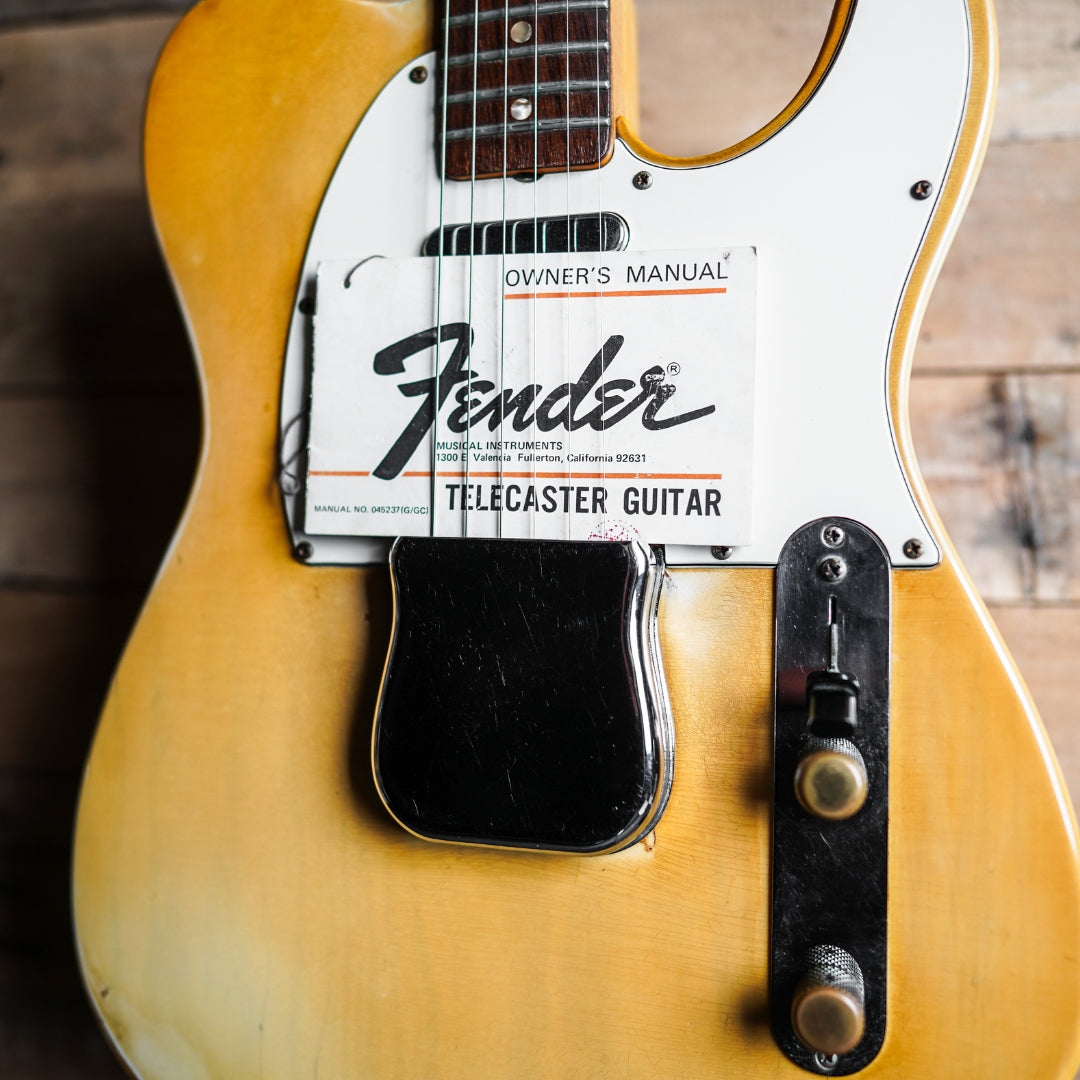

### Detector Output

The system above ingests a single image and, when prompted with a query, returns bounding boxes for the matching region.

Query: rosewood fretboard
[440,0,614,181]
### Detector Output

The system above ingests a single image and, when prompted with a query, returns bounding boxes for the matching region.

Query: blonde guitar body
[73,1,1080,1078]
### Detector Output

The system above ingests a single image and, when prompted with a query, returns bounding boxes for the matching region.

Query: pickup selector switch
[806,669,859,738]
[796,600,869,821]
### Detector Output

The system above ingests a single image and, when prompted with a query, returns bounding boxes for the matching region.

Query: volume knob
[794,738,868,821]
[791,946,866,1057]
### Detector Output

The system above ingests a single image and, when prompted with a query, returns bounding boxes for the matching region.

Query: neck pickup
[422,211,629,255]
[440,0,614,181]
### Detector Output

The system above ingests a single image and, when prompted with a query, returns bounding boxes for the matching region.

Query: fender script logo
[372,323,716,481]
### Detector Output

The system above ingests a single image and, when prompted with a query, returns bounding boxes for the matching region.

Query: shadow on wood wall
[1,8,197,1077]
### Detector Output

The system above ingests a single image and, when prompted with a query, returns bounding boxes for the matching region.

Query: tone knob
[794,737,868,821]
[791,946,866,1057]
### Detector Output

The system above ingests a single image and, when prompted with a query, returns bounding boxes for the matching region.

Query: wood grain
[992,0,1080,142]
[68,2,1080,1079]
[0,14,196,1078]
[909,373,1080,603]
[0,396,199,584]
[634,0,838,158]
[916,140,1080,376]
[0,199,194,391]
[0,17,176,205]
[0,1,191,29]
[0,771,135,1080]
[632,0,1080,152]
[0,2,1078,1077]
[0,590,143,769]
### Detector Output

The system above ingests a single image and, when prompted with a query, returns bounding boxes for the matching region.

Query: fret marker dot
[511,20,533,43]
[510,98,533,121]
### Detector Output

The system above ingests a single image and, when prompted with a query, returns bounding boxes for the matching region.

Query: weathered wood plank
[909,372,1080,603]
[635,0,837,157]
[0,590,143,1077]
[634,0,1080,153]
[0,16,176,204]
[993,0,1080,143]
[0,769,129,1080]
[0,589,142,770]
[0,396,199,583]
[0,0,190,29]
[917,139,1080,376]
[0,199,196,390]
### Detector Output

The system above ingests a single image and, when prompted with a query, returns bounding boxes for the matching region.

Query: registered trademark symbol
[667,362,681,376]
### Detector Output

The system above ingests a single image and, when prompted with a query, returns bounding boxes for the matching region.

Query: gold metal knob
[791,946,866,1057]
[794,738,868,821]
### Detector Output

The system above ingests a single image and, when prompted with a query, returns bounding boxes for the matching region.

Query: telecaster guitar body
[73,0,1080,1077]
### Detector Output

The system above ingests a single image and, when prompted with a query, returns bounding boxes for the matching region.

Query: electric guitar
[73,0,1080,1077]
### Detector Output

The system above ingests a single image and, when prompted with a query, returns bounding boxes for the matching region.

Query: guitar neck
[440,0,614,180]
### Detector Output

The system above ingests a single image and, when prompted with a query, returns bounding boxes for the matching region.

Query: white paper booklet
[305,247,757,545]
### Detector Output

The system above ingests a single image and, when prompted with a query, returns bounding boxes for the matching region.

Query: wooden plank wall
[0,2,1076,1076]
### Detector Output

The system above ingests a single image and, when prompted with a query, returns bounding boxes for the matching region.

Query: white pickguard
[280,0,973,567]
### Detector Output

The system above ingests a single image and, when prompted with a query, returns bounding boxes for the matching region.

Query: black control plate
[772,518,891,1075]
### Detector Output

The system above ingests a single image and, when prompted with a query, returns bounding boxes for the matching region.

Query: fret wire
[446,41,608,67]
[446,79,609,105]
[446,0,608,28]
[444,116,611,140]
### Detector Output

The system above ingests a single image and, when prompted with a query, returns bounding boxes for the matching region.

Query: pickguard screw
[298,296,315,316]
[819,556,847,582]
[633,170,653,190]
[409,66,429,84]
[910,179,933,200]
[903,538,924,560]
[295,541,314,562]
[813,1052,840,1073]
[822,525,845,548]
[711,546,732,561]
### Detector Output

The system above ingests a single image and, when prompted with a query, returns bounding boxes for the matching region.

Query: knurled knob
[794,737,868,821]
[791,945,866,1057]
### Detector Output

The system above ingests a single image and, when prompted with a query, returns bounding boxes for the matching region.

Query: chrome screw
[819,556,847,583]
[409,66,429,84]
[813,1052,840,1073]
[822,524,846,548]
[910,179,933,200]
[711,546,733,561]
[633,171,653,190]
[903,538,924,560]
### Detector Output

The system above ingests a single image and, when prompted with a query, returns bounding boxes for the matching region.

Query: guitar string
[498,0,511,542]
[564,0,573,543]
[595,0,608,533]
[463,0,481,541]
[453,0,479,540]
[434,0,453,540]
[529,0,540,545]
